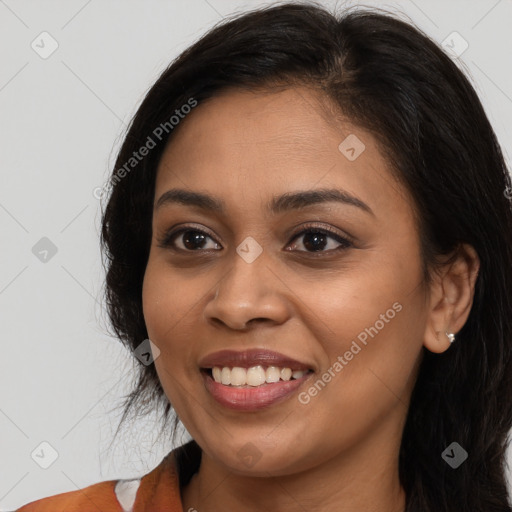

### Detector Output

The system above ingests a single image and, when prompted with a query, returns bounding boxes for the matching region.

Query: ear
[423,243,480,353]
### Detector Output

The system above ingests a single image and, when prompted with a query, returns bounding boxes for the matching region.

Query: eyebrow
[155,187,374,216]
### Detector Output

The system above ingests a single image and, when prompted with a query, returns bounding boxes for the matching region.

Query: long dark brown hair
[100,2,512,510]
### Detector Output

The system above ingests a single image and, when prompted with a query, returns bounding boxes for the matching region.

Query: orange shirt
[16,440,202,512]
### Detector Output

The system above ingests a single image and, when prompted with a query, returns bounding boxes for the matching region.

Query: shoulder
[15,440,201,512]
[15,477,134,511]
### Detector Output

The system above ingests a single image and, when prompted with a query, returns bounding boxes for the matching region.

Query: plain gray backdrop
[1,0,511,509]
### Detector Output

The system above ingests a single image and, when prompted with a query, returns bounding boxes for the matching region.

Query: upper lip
[199,349,313,371]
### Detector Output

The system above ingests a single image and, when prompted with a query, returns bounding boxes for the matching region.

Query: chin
[202,436,314,477]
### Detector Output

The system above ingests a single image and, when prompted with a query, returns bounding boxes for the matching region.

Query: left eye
[287,227,353,253]
[158,226,353,254]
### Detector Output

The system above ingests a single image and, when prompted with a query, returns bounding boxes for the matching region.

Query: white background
[1,0,511,509]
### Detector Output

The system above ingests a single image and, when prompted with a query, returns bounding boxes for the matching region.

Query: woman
[17,2,512,511]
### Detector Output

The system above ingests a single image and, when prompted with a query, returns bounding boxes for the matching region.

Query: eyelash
[157,223,354,256]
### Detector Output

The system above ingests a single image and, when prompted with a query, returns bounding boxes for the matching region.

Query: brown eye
[158,228,221,251]
[287,226,353,254]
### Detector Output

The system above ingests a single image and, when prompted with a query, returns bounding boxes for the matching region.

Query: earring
[446,332,455,343]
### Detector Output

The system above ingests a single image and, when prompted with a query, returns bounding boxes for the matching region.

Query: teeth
[266,366,281,383]
[247,365,266,386]
[210,365,310,386]
[230,367,246,386]
[221,367,231,385]
[280,368,292,381]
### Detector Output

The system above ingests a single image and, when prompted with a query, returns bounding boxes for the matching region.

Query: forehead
[154,86,411,219]
[159,87,349,164]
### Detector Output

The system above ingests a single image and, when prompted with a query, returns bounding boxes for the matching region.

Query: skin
[141,86,480,512]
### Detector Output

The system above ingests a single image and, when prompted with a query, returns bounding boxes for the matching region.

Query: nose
[203,249,291,331]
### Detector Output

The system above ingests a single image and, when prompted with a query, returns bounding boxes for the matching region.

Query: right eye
[157,226,222,252]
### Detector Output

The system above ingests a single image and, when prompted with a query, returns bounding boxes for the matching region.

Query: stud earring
[446,332,455,343]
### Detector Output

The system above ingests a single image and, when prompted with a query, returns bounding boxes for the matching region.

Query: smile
[210,365,311,387]
[200,367,314,411]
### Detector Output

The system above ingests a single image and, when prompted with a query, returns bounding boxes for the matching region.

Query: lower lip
[202,371,313,411]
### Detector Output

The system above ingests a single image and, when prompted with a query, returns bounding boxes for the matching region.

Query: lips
[203,372,312,411]
[199,348,315,411]
[198,348,313,371]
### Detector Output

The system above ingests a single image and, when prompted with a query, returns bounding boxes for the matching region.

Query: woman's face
[142,86,428,476]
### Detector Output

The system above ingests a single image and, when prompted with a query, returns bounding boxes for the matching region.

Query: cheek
[142,262,191,406]
[142,258,208,385]
[142,258,194,342]
[293,261,403,346]
[142,263,187,391]
[142,265,168,342]
[301,256,423,390]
